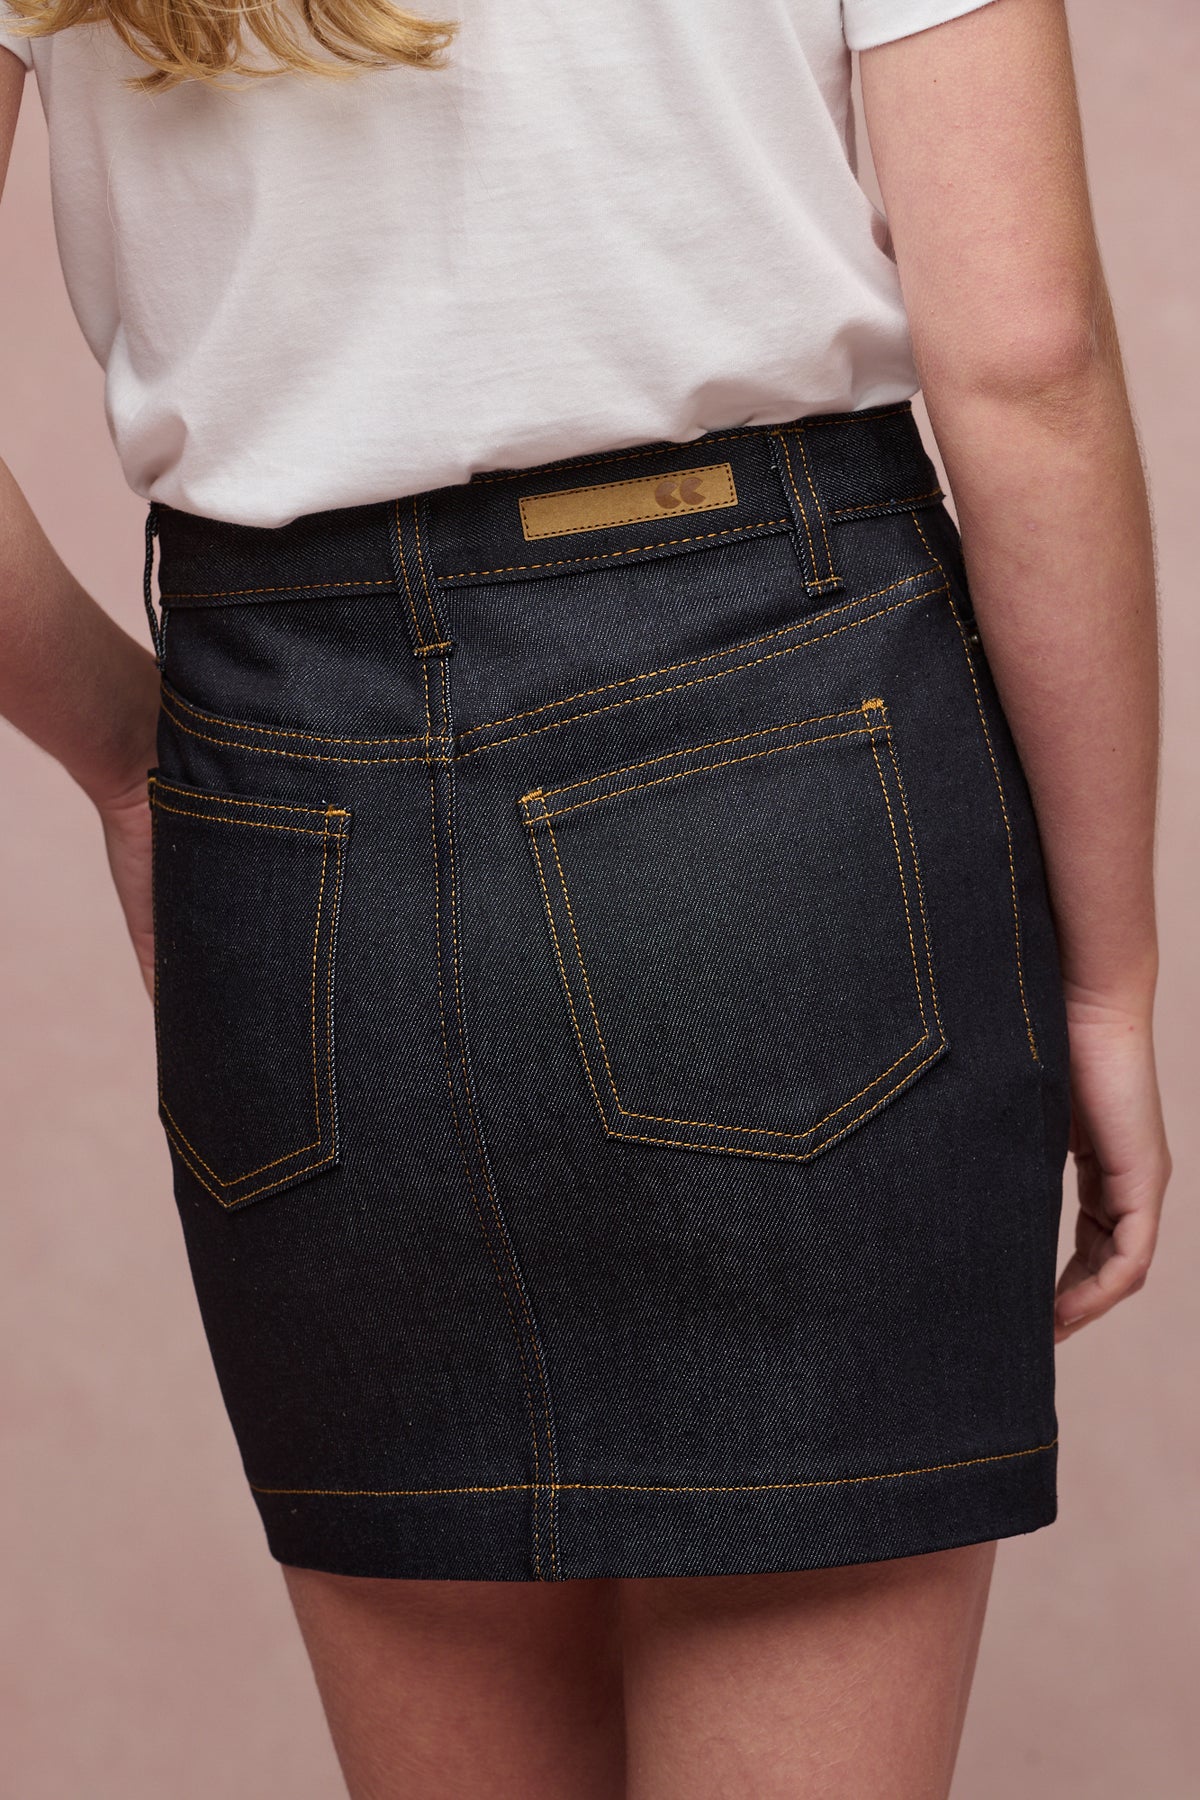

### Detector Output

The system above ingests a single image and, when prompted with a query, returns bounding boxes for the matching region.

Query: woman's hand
[97,773,156,999]
[1054,990,1171,1343]
[0,456,164,1005]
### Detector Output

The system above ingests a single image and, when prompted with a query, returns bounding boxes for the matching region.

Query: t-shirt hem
[844,0,1000,53]
[0,2,34,71]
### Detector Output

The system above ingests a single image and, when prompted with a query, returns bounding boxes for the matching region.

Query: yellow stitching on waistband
[157,406,923,604]
[439,517,789,583]
[162,577,394,601]
[832,487,942,516]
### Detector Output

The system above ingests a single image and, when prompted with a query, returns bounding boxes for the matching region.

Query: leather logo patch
[519,461,739,541]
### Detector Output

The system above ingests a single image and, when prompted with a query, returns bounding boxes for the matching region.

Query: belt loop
[141,500,166,668]
[388,495,453,658]
[768,425,843,597]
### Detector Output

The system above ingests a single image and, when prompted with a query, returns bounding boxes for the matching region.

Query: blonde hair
[4,0,459,92]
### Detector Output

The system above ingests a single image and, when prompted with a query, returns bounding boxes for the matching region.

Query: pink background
[1,3,1197,1793]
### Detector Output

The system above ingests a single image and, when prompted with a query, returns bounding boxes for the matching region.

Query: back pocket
[519,699,945,1163]
[148,774,352,1208]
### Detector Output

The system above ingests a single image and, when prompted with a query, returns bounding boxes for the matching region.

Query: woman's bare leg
[281,1566,625,1800]
[618,1541,997,1800]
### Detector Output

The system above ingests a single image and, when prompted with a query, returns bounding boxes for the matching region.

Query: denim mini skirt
[145,400,1070,1581]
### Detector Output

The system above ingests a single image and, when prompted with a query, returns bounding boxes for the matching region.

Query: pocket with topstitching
[519,699,946,1163]
[148,773,352,1208]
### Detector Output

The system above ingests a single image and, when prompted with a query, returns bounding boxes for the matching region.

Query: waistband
[146,399,943,654]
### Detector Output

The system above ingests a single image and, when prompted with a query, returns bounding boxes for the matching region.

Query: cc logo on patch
[653,475,708,511]
[519,461,736,540]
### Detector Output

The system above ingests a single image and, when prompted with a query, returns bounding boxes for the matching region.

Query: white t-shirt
[1,1,996,527]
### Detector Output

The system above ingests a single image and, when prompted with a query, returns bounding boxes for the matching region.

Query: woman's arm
[1,47,159,988]
[860,0,1170,1340]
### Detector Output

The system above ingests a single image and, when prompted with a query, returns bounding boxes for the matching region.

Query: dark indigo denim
[145,400,1070,1581]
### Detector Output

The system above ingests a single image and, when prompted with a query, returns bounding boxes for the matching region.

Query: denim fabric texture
[146,400,1070,1581]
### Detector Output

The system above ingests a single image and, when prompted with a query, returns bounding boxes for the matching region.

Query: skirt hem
[250,1436,1058,1582]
